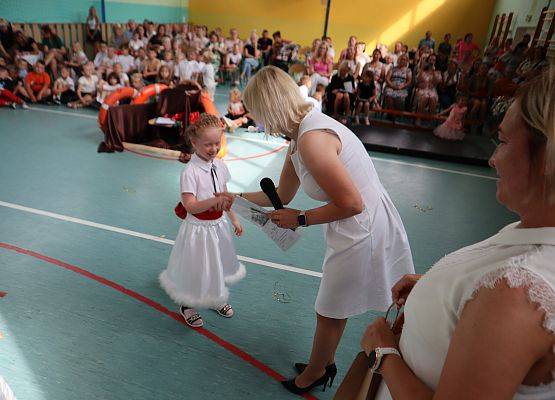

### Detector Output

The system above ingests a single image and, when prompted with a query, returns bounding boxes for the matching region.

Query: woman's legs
[294,313,348,388]
[342,94,351,117]
[333,93,343,118]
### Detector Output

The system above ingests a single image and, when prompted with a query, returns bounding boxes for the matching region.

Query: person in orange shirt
[24,60,51,103]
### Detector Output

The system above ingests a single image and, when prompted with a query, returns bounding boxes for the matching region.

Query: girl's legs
[294,313,348,388]
[333,93,343,118]
[363,100,370,125]
[354,100,363,124]
[342,94,350,118]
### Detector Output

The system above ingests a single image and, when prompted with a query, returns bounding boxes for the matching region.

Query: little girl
[225,88,253,128]
[156,65,174,87]
[96,72,122,105]
[354,70,378,125]
[53,66,76,104]
[159,114,246,328]
[434,94,468,141]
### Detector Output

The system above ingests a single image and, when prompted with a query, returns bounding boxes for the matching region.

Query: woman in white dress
[361,68,555,399]
[234,66,415,394]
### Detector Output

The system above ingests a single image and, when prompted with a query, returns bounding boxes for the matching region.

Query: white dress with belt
[377,222,555,399]
[291,109,415,318]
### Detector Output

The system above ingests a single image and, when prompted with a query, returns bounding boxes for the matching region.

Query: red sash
[174,202,223,220]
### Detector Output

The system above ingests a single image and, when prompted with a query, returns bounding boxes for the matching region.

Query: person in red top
[456,33,480,72]
[24,60,51,103]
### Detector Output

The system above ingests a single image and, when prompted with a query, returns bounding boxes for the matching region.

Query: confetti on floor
[272,282,291,303]
[414,203,433,213]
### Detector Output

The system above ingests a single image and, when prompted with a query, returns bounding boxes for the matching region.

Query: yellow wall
[189,0,496,58]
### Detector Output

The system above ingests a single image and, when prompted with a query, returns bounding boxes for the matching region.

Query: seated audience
[384,54,412,111]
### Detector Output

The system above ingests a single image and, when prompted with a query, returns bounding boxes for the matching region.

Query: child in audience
[161,50,175,72]
[143,48,161,83]
[131,72,145,91]
[68,62,98,109]
[113,63,130,86]
[53,66,76,104]
[129,31,145,53]
[0,66,28,108]
[66,42,88,72]
[298,75,321,111]
[434,93,468,141]
[96,72,122,105]
[200,50,216,100]
[117,46,135,74]
[134,47,147,72]
[354,69,379,125]
[225,88,253,128]
[24,60,51,103]
[159,114,245,328]
[157,65,174,87]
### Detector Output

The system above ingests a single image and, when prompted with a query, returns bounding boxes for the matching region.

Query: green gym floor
[0,87,516,400]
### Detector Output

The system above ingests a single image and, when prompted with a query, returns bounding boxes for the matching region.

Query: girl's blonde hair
[186,113,223,139]
[243,66,313,137]
[229,87,241,100]
[517,67,555,202]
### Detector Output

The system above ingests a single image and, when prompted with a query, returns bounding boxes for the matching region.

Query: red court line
[125,144,287,162]
[0,242,318,400]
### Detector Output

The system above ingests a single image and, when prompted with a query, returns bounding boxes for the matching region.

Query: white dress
[159,154,246,309]
[377,222,555,399]
[291,109,415,318]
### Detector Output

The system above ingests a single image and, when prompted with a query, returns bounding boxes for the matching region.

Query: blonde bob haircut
[243,66,313,137]
[517,67,555,203]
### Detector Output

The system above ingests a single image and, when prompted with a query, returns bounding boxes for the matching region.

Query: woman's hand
[361,317,398,355]
[214,192,236,206]
[268,208,301,229]
[391,274,422,306]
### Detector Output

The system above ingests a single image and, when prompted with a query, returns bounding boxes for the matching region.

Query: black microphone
[260,178,283,210]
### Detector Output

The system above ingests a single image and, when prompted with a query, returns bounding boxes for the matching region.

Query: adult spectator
[327,61,355,123]
[124,19,137,42]
[438,59,460,109]
[148,24,167,50]
[457,33,480,72]
[307,42,333,94]
[0,19,15,60]
[414,53,441,125]
[225,28,243,54]
[241,30,260,81]
[240,66,414,396]
[85,6,102,54]
[436,33,452,71]
[111,24,128,49]
[41,25,66,79]
[339,35,357,62]
[322,36,335,59]
[384,54,412,111]
[257,29,273,65]
[362,68,555,400]
[418,30,435,50]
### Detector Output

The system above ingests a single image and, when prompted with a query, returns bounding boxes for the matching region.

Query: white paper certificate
[232,196,302,251]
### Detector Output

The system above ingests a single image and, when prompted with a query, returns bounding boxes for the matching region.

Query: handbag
[333,351,381,400]
[334,306,404,400]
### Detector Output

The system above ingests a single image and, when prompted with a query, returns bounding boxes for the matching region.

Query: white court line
[0,200,323,278]
[25,106,497,180]
[371,158,498,181]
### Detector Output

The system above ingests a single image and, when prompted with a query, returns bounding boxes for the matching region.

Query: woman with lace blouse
[361,68,555,399]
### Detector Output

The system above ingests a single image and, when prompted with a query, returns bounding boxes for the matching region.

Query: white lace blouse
[377,222,555,399]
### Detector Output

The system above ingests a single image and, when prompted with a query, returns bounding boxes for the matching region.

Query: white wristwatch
[369,347,401,374]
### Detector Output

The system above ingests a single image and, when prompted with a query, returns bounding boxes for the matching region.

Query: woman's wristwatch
[297,211,309,227]
[369,347,401,374]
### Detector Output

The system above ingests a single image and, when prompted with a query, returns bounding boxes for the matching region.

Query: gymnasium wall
[486,0,551,43]
[189,0,496,58]
[0,0,189,23]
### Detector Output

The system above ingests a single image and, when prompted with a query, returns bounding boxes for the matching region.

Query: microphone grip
[260,178,284,210]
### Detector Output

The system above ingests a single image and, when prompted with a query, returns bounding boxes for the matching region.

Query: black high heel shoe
[294,363,337,387]
[281,371,331,395]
